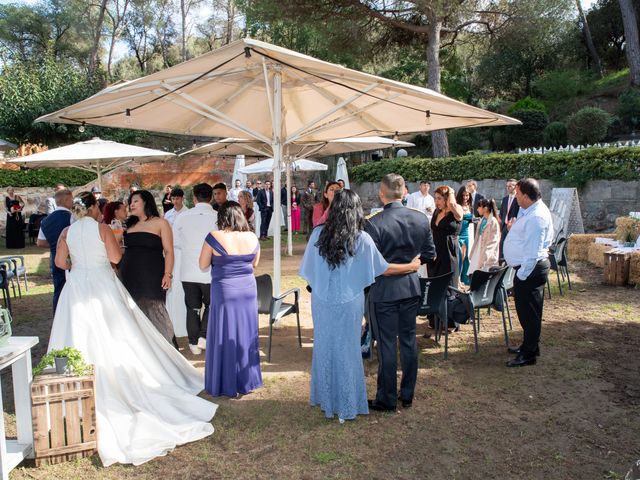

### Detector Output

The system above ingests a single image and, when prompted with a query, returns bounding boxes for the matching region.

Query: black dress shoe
[506,355,537,367]
[507,345,540,356]
[367,399,397,412]
[398,396,412,408]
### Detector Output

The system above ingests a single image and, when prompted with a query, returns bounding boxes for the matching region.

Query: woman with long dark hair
[468,198,501,275]
[119,190,176,342]
[102,201,127,245]
[199,201,262,397]
[456,186,474,285]
[312,181,340,227]
[5,187,25,248]
[299,190,420,422]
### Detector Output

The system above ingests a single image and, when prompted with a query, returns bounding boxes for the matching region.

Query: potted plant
[33,347,90,376]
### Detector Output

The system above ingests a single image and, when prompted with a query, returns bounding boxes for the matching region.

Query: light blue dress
[458,212,473,284]
[299,228,389,420]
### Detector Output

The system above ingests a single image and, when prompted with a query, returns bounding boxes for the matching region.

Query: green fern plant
[33,347,91,376]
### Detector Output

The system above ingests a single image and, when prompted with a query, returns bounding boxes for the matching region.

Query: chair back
[418,272,454,316]
[255,274,273,314]
[501,266,516,291]
[469,267,508,308]
[554,237,567,264]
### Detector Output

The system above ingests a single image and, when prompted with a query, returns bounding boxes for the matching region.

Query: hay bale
[615,216,640,243]
[629,252,640,286]
[587,243,611,268]
[568,233,616,262]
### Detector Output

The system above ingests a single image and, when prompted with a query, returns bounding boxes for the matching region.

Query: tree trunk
[181,0,187,61]
[425,17,449,158]
[619,0,640,86]
[88,0,109,81]
[576,0,604,78]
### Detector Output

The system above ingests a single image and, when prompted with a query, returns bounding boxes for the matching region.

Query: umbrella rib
[285,83,379,144]
[154,86,272,144]
[262,58,275,132]
[293,92,403,141]
[286,68,380,134]
[185,76,263,135]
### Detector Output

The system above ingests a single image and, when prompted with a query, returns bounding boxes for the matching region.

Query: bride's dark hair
[126,190,160,228]
[316,190,364,269]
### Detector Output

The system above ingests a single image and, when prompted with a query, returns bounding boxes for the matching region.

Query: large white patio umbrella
[0,139,17,153]
[9,137,175,190]
[231,155,246,185]
[35,38,520,294]
[239,157,328,174]
[335,157,350,189]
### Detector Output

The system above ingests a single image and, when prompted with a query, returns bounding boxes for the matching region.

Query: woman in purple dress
[199,201,262,397]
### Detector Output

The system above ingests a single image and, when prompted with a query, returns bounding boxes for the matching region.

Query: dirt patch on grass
[3,246,640,480]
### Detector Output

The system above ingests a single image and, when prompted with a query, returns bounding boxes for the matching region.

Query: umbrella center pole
[271,67,283,296]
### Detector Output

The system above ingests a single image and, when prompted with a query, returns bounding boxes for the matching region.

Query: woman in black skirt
[5,187,25,249]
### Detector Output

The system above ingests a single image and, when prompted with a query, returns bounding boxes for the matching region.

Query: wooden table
[0,336,38,480]
[604,251,631,286]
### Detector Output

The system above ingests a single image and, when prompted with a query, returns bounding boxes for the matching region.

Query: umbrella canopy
[0,139,17,152]
[335,157,350,189]
[239,157,328,174]
[9,137,174,190]
[35,38,520,295]
[181,135,414,159]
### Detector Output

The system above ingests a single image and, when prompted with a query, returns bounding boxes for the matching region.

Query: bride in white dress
[48,192,217,467]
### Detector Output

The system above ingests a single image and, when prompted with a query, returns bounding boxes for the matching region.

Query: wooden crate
[31,371,97,466]
[604,251,631,286]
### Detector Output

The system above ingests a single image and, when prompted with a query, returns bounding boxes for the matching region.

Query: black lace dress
[120,231,175,342]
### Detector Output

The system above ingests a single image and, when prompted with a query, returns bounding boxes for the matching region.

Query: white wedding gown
[48,217,217,467]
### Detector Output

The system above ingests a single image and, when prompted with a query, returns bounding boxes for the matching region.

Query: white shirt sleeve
[517,215,547,281]
[37,228,46,241]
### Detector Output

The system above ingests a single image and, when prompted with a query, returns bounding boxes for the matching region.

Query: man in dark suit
[467,179,485,217]
[499,178,520,258]
[256,180,274,240]
[365,173,436,411]
[37,189,73,312]
[300,180,317,236]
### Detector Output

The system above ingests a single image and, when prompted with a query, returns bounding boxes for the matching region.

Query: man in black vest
[365,173,436,411]
[256,180,274,240]
[37,189,73,312]
[499,178,520,258]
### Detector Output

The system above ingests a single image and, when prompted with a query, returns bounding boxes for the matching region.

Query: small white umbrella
[9,137,174,190]
[0,139,17,152]
[238,157,328,174]
[231,155,246,185]
[335,157,350,189]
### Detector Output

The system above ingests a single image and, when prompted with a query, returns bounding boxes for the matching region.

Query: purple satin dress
[204,233,262,397]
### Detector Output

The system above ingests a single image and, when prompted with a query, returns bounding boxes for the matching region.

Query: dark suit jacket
[365,202,436,303]
[280,187,288,206]
[472,192,485,217]
[499,195,519,230]
[256,189,274,212]
[40,209,71,273]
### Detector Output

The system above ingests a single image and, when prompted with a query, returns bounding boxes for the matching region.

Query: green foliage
[508,97,547,114]
[543,122,568,147]
[566,107,612,144]
[33,347,90,376]
[617,89,640,131]
[350,147,640,190]
[448,129,488,156]
[532,70,593,103]
[495,109,549,151]
[0,168,95,188]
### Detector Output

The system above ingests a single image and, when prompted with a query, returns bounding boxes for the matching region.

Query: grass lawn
[1,240,639,480]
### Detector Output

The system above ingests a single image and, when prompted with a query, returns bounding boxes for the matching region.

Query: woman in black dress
[5,187,25,249]
[119,190,176,343]
[427,185,464,283]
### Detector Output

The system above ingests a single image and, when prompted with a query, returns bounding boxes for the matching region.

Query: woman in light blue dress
[299,190,420,422]
[456,186,474,285]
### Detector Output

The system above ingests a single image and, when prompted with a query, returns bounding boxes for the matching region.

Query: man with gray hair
[365,173,436,411]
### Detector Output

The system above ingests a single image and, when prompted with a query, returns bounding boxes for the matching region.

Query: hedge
[0,168,96,188]
[350,147,640,189]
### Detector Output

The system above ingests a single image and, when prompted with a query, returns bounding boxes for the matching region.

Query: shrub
[532,69,592,102]
[507,97,547,114]
[617,88,640,132]
[566,107,611,144]
[496,109,548,150]
[0,167,95,187]
[543,122,567,147]
[350,147,640,189]
[448,128,488,156]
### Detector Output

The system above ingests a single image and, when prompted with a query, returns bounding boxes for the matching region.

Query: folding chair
[418,272,454,359]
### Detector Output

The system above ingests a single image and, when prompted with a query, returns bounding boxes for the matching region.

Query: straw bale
[587,243,611,268]
[615,216,640,242]
[568,233,615,262]
[629,252,640,286]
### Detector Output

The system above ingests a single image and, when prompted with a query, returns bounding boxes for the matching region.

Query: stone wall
[352,179,640,232]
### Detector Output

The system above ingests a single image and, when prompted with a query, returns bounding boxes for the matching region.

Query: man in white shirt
[173,183,219,355]
[228,179,243,202]
[406,181,435,221]
[503,178,554,368]
[164,188,189,226]
[44,183,66,214]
